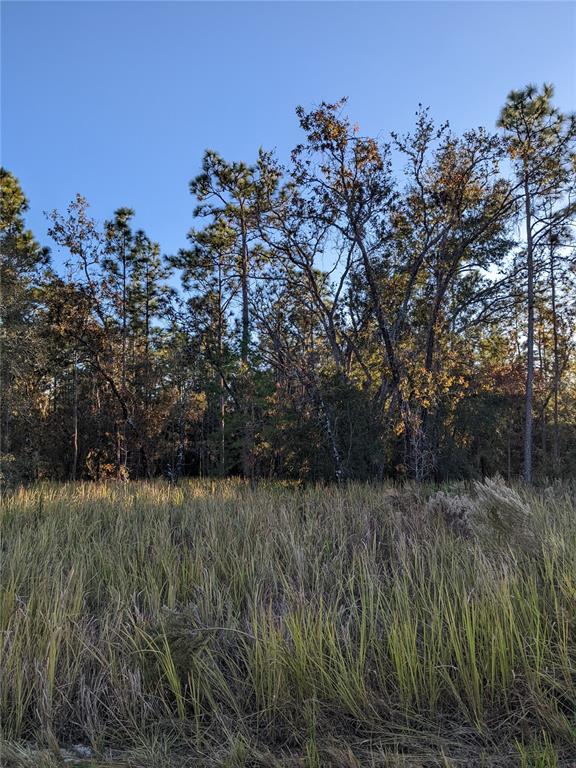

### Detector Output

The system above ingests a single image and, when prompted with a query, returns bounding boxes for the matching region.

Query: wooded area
[2,84,575,485]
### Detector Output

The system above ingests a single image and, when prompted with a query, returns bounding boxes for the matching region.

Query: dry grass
[1,479,575,766]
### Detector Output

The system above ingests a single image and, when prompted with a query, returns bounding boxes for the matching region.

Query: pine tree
[498,84,576,483]
[0,168,49,482]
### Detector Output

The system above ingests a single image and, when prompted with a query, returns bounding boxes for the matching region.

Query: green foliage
[0,168,51,482]
[1,84,576,485]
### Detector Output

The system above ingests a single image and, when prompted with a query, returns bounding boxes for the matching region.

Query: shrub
[425,490,475,538]
[473,476,538,551]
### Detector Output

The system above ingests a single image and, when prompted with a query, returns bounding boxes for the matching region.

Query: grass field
[1,479,575,767]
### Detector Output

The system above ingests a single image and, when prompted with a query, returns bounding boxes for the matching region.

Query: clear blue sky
[2,1,575,270]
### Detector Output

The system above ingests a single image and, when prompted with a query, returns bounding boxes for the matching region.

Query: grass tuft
[1,479,575,765]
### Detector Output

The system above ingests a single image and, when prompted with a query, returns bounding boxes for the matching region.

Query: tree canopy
[1,85,575,485]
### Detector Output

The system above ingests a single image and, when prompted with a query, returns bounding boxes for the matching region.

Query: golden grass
[1,479,575,766]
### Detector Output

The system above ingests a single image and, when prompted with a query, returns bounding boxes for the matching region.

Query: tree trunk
[350,222,412,472]
[523,172,535,484]
[537,326,546,474]
[71,354,78,480]
[239,215,250,365]
[549,242,560,474]
[239,209,253,479]
[217,264,226,476]
[120,234,128,476]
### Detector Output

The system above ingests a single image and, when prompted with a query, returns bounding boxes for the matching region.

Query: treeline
[1,85,575,484]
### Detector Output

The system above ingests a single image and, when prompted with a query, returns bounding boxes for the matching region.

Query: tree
[289,101,516,478]
[188,150,279,478]
[191,152,258,365]
[0,168,49,482]
[498,84,576,483]
[171,219,239,475]
[3,88,576,486]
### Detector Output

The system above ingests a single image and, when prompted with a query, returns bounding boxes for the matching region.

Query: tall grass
[1,479,575,766]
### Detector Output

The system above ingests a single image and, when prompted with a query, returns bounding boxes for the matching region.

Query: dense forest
[1,84,575,485]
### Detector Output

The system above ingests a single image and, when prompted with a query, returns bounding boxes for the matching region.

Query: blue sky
[2,1,575,270]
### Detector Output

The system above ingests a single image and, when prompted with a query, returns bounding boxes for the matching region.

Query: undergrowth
[1,479,575,766]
